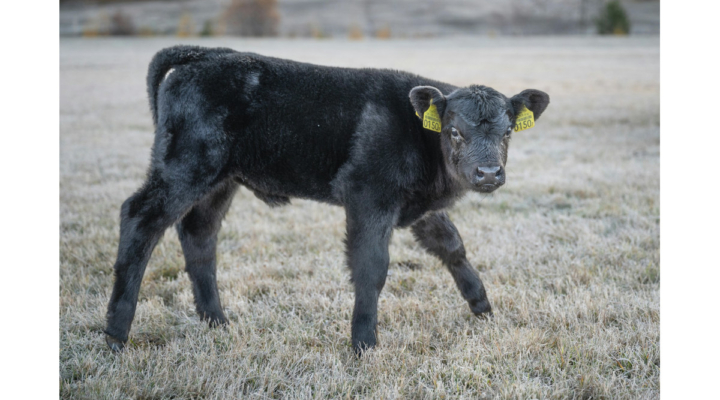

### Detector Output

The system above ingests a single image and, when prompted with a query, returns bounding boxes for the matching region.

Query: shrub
[110,9,135,36]
[348,23,363,40]
[200,20,214,37]
[375,25,391,39]
[223,0,279,37]
[310,24,329,39]
[83,12,110,37]
[137,26,155,37]
[177,12,196,37]
[596,0,631,35]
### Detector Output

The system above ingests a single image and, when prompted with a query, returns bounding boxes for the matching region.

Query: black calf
[105,45,549,355]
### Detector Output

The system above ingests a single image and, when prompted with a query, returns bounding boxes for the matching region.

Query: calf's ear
[409,86,447,120]
[510,89,550,120]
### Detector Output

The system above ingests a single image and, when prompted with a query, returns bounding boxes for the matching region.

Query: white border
[0,1,59,396]
[662,0,720,397]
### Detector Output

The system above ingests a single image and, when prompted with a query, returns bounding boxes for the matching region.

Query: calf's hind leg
[411,212,492,316]
[176,180,238,326]
[105,171,223,351]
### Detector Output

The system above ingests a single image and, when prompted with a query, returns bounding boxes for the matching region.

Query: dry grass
[60,36,659,399]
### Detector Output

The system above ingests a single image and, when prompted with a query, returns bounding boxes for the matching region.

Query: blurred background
[60,0,658,38]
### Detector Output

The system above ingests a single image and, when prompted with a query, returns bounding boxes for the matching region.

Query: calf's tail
[146,45,234,126]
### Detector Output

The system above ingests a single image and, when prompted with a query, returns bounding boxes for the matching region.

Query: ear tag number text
[514,106,535,132]
[423,102,442,133]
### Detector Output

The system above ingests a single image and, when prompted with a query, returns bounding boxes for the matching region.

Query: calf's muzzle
[474,166,505,192]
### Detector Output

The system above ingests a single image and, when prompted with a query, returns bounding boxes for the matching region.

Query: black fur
[105,45,550,355]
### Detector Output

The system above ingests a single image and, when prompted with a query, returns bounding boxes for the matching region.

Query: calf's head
[410,85,549,193]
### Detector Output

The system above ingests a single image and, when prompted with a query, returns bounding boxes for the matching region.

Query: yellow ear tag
[514,106,535,132]
[422,101,442,132]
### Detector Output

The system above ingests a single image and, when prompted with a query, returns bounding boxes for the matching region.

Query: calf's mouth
[475,183,501,193]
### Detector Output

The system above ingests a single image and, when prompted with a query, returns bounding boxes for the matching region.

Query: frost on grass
[60,36,659,399]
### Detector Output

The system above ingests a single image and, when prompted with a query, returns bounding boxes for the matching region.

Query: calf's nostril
[475,166,503,186]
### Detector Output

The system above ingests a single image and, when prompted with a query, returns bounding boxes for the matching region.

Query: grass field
[60,36,659,399]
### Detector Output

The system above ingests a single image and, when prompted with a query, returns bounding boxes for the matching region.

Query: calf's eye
[505,126,512,136]
[451,127,460,138]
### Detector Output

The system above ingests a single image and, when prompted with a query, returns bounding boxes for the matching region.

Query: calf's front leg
[411,211,492,316]
[344,197,397,355]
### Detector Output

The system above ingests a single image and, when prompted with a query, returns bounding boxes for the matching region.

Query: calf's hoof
[352,323,378,357]
[202,313,229,328]
[469,298,493,319]
[352,339,376,357]
[105,334,126,352]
